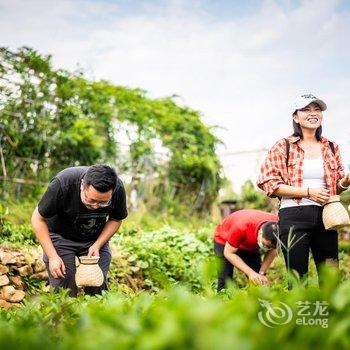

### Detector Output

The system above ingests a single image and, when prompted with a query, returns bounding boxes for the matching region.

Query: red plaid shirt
[257,136,344,198]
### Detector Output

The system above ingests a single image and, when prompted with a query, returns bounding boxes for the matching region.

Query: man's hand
[49,255,66,279]
[88,243,100,257]
[248,271,270,285]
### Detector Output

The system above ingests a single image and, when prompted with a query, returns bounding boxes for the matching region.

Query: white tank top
[280,157,325,208]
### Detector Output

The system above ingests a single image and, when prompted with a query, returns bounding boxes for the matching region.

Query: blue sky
[116,0,266,18]
[1,0,350,190]
[94,0,350,20]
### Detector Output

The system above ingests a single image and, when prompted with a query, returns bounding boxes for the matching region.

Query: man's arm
[224,242,269,285]
[259,249,277,275]
[31,206,66,279]
[88,219,123,257]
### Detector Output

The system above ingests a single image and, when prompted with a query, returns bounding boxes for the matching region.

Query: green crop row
[1,220,350,293]
[1,268,349,350]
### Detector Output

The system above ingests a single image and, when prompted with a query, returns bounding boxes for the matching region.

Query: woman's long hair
[292,118,322,141]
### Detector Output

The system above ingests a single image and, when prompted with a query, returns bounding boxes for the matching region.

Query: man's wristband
[259,271,265,276]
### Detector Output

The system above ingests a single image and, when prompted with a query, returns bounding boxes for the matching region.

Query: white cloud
[1,0,349,189]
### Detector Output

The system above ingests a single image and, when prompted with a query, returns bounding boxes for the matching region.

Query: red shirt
[214,209,278,250]
[257,136,344,200]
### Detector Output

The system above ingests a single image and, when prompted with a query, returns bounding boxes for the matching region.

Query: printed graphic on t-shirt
[74,213,108,237]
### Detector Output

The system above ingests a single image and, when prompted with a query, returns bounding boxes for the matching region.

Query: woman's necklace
[301,141,322,159]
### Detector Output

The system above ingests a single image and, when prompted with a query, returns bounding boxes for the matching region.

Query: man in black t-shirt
[31,164,128,296]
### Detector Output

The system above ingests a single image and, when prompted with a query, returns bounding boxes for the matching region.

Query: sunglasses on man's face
[81,187,112,208]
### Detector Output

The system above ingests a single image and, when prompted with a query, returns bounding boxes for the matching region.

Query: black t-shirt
[38,166,128,242]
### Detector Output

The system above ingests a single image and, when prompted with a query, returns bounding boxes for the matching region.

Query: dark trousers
[214,241,261,291]
[279,205,338,283]
[43,232,112,297]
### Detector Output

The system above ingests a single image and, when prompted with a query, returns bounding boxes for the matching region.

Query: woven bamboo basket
[322,195,350,230]
[75,256,104,287]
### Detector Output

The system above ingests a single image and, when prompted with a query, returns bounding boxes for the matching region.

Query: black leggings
[279,205,338,281]
[214,241,261,291]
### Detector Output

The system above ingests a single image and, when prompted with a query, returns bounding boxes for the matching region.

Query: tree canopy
[0,47,222,212]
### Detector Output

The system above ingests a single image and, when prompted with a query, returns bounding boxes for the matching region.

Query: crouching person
[214,209,279,291]
[31,165,128,296]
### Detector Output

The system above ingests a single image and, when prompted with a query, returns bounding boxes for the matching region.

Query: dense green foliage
[0,47,221,211]
[1,270,350,350]
[0,222,35,246]
[1,214,350,350]
[2,210,350,290]
[111,227,212,292]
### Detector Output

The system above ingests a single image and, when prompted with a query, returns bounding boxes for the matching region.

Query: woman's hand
[340,174,350,188]
[308,187,330,204]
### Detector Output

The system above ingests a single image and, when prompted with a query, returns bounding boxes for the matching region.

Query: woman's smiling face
[293,102,323,130]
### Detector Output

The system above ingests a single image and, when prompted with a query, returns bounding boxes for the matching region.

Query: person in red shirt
[214,209,279,291]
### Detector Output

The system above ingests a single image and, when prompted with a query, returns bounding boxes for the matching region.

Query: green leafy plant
[0,222,36,246]
[111,227,212,292]
[1,271,350,350]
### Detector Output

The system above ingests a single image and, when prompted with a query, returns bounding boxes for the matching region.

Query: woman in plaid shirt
[257,94,350,287]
